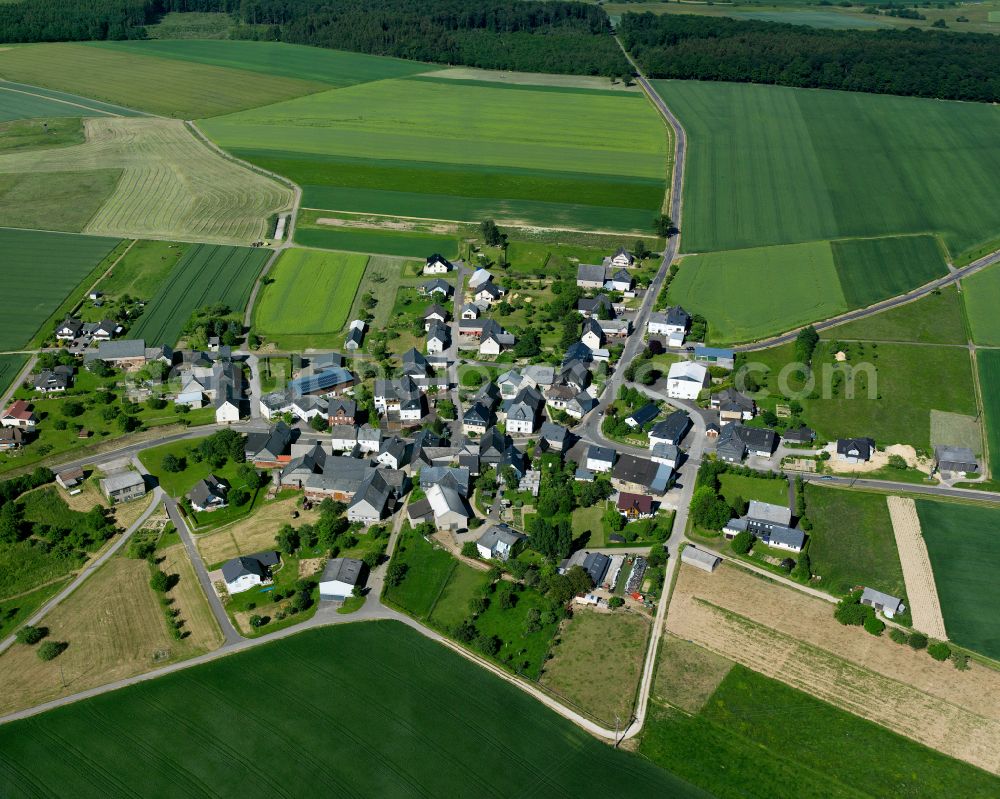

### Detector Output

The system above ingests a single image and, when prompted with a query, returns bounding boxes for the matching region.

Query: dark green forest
[618,13,1000,102]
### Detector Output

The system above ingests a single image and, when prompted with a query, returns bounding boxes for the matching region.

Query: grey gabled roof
[577,263,606,283]
[321,557,364,587]
[837,437,875,459]
[424,303,448,319]
[582,552,610,586]
[348,470,392,513]
[665,305,690,327]
[588,445,616,464]
[861,586,903,611]
[221,551,278,583]
[767,525,806,550]
[934,446,977,467]
[477,523,526,552]
[95,339,145,360]
[748,501,792,525]
[189,474,227,507]
[540,421,568,444]
[100,471,144,493]
[626,402,660,428]
[650,410,690,443]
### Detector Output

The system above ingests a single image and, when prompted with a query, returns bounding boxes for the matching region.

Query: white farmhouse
[666,361,708,400]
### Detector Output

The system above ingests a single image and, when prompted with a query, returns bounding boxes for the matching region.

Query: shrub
[149,569,170,592]
[461,541,480,559]
[608,596,624,609]
[928,642,952,661]
[37,641,67,661]
[889,628,907,644]
[730,531,753,555]
[951,652,970,670]
[15,625,45,645]
[161,453,185,473]
[834,591,873,626]
[863,616,885,636]
[908,632,928,650]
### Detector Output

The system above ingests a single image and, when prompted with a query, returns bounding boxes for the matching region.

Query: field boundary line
[886,497,948,639]
[0,83,121,117]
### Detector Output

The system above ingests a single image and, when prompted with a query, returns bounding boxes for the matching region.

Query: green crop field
[655,81,1000,260]
[643,649,1000,799]
[918,499,1000,660]
[824,286,967,345]
[0,623,704,798]
[0,43,329,118]
[94,40,431,87]
[0,80,145,121]
[202,74,668,232]
[749,340,977,450]
[830,235,948,308]
[0,117,292,243]
[130,244,270,347]
[977,350,1000,476]
[668,241,846,342]
[254,249,368,348]
[0,354,28,396]
[0,228,119,350]
[295,225,461,259]
[963,264,1000,345]
[804,484,905,597]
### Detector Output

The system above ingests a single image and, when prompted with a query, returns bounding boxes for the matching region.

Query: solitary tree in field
[15,625,45,645]
[653,214,673,238]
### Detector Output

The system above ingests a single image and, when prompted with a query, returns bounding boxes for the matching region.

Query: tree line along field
[253,248,369,350]
[0,622,706,798]
[917,499,1000,661]
[656,80,1000,260]
[669,234,949,343]
[642,638,1000,799]
[131,244,270,347]
[0,228,120,351]
[0,117,292,243]
[201,72,669,233]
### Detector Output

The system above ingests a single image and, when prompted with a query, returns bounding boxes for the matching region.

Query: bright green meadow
[655,80,1000,260]
[254,248,368,347]
[963,264,1000,345]
[977,349,1000,476]
[0,622,706,798]
[202,75,668,232]
[294,224,460,259]
[130,244,270,347]
[823,286,967,345]
[918,499,1000,660]
[0,228,120,350]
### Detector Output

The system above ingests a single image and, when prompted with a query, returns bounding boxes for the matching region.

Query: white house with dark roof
[837,437,876,463]
[424,254,453,275]
[222,551,280,594]
[476,524,527,561]
[648,306,690,338]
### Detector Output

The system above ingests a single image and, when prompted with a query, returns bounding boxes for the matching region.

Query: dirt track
[886,496,948,639]
[667,564,1000,774]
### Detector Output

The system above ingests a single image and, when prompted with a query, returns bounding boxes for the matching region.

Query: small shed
[319,557,364,600]
[681,546,721,573]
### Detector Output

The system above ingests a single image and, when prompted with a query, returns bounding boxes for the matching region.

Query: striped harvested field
[0,117,292,244]
[885,496,947,639]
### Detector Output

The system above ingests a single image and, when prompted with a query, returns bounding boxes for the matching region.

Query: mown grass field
[202,73,668,232]
[0,228,119,350]
[976,349,1000,476]
[93,239,190,301]
[0,622,705,798]
[0,117,292,243]
[804,484,906,598]
[254,249,368,347]
[0,80,144,121]
[655,80,1000,261]
[130,244,270,346]
[963,264,1000,345]
[94,39,431,86]
[668,241,846,342]
[749,340,977,450]
[0,43,329,118]
[823,286,967,345]
[0,117,83,153]
[643,642,1000,799]
[918,499,1000,660]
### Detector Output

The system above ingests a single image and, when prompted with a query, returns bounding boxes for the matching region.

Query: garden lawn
[823,285,967,345]
[668,241,846,343]
[202,75,667,232]
[254,249,368,347]
[383,526,456,620]
[93,40,431,86]
[804,484,905,597]
[427,563,489,630]
[139,439,252,500]
[718,473,788,507]
[641,656,1000,799]
[830,234,948,308]
[978,350,1000,476]
[571,504,606,547]
[0,622,705,798]
[963,264,1000,346]
[0,228,120,350]
[130,244,270,347]
[918,499,1000,660]
[749,340,977,450]
[655,80,1000,262]
[0,43,328,118]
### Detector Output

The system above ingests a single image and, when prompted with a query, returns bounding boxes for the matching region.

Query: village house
[475,282,504,308]
[586,445,616,473]
[0,427,24,451]
[666,361,708,400]
[476,523,527,561]
[647,306,690,339]
[244,422,293,468]
[222,551,280,594]
[423,254,453,275]
[577,294,614,319]
[540,421,570,453]
[423,304,448,329]
[612,453,673,495]
[461,303,480,320]
[426,322,449,355]
[32,366,73,393]
[934,446,979,474]
[716,424,777,463]
[402,347,430,379]
[426,482,470,531]
[463,402,494,435]
[618,491,654,520]
[55,318,84,341]
[479,319,515,356]
[420,278,452,297]
[468,268,494,291]
[860,587,905,619]
[319,557,364,600]
[598,318,631,339]
[649,410,691,448]
[347,470,395,524]
[86,339,147,371]
[1,400,37,430]
[581,317,604,351]
[650,442,680,469]
[837,437,876,463]
[374,376,425,421]
[344,320,366,351]
[505,386,543,435]
[606,247,635,269]
[625,402,660,430]
[89,320,121,341]
[376,437,410,470]
[100,471,146,504]
[188,475,228,512]
[327,398,357,426]
[711,388,756,425]
[724,501,804,552]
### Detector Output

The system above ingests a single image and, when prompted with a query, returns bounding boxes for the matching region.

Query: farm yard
[130,243,269,347]
[918,499,1000,661]
[642,639,1000,799]
[667,235,950,344]
[253,248,369,350]
[0,228,120,350]
[0,43,330,118]
[665,563,1000,775]
[748,340,978,450]
[0,117,293,243]
[804,484,906,599]
[0,622,703,798]
[201,71,669,233]
[654,80,1000,261]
